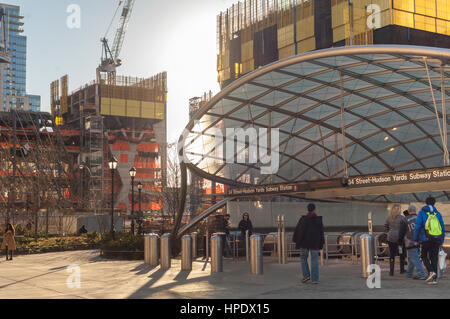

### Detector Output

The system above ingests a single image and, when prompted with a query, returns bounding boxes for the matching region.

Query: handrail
[176,197,235,239]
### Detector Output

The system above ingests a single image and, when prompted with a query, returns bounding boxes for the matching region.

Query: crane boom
[97,0,135,80]
[111,0,135,63]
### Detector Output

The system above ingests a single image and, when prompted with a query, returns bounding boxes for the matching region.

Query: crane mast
[97,0,135,82]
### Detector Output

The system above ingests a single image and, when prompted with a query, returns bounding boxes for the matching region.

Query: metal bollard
[149,234,159,267]
[191,232,198,260]
[181,235,192,271]
[250,235,263,275]
[160,233,171,270]
[281,215,287,264]
[211,235,223,273]
[144,234,151,264]
[245,230,250,262]
[360,234,374,278]
[277,216,282,264]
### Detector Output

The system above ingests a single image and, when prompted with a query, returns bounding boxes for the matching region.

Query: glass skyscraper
[0,3,40,112]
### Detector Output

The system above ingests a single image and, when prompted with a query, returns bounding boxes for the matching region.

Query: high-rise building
[217,0,450,88]
[0,3,40,112]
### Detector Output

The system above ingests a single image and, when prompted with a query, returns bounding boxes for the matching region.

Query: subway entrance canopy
[179,45,450,208]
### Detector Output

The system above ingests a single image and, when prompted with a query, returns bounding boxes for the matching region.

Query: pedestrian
[404,205,426,280]
[78,225,88,235]
[292,203,325,284]
[223,214,233,258]
[130,219,135,235]
[385,204,408,276]
[414,196,445,285]
[238,212,253,241]
[400,210,410,267]
[1,223,16,261]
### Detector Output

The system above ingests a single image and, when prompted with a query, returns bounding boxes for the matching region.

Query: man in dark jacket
[292,203,325,284]
[404,205,426,280]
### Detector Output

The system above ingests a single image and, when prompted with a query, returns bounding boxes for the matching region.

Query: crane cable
[104,1,123,39]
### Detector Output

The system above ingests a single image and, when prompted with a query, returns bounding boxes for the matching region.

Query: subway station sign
[347,167,450,188]
[227,167,450,197]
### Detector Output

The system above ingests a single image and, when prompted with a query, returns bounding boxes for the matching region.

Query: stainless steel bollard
[211,235,223,273]
[144,234,151,264]
[181,235,192,271]
[149,234,159,267]
[191,232,198,260]
[281,215,287,264]
[245,230,250,262]
[160,233,171,270]
[250,235,263,275]
[360,234,374,278]
[277,216,282,264]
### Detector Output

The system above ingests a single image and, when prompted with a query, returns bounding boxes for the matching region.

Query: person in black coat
[292,203,325,284]
[238,212,253,241]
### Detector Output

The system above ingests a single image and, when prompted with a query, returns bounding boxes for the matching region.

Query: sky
[7,0,237,143]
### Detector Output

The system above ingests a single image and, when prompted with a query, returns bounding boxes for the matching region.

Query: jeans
[421,241,440,274]
[224,234,233,258]
[406,248,426,278]
[300,249,319,282]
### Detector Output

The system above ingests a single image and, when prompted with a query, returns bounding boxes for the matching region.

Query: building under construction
[49,72,168,227]
[217,0,450,88]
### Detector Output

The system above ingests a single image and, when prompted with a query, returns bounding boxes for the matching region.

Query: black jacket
[292,213,325,250]
[238,219,253,238]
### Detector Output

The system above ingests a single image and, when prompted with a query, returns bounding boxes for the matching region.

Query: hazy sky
[7,0,237,143]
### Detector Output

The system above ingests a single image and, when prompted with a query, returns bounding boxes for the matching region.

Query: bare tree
[160,142,182,232]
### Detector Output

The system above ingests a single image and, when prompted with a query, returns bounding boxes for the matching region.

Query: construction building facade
[217,0,450,88]
[51,72,167,225]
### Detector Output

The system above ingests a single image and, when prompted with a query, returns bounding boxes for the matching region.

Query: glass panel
[406,138,442,156]
[281,62,328,76]
[229,83,269,100]
[283,79,322,93]
[279,96,318,113]
[363,132,398,152]
[303,105,338,120]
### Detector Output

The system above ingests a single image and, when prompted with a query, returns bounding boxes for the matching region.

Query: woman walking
[385,205,408,276]
[1,223,16,261]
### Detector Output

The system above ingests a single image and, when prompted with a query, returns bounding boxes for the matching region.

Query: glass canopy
[181,45,450,202]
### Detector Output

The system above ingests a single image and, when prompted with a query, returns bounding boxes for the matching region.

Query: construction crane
[97,0,136,82]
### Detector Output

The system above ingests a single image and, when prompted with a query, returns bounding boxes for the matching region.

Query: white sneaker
[426,272,437,283]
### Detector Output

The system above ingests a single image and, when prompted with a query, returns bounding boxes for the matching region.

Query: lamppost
[129,167,136,234]
[108,157,118,240]
[79,163,84,201]
[33,168,39,242]
[138,182,143,235]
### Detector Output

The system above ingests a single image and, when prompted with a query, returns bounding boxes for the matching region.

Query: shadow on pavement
[130,263,155,275]
[173,269,192,282]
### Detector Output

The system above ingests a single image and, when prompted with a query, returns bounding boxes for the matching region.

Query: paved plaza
[0,250,449,299]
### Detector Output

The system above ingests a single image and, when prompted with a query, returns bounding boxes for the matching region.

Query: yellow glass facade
[100,98,165,120]
[391,0,450,35]
[217,0,450,86]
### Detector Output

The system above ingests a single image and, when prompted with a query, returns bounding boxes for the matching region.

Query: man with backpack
[414,197,446,285]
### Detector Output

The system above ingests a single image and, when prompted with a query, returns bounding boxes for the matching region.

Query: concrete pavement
[0,250,448,299]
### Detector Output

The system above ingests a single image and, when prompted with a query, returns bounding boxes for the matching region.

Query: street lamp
[138,182,143,235]
[33,168,39,241]
[79,163,85,201]
[108,156,118,240]
[129,167,137,235]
